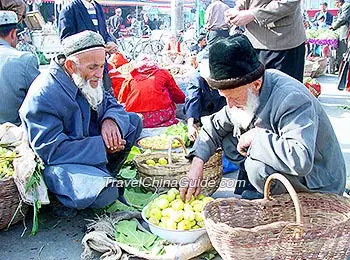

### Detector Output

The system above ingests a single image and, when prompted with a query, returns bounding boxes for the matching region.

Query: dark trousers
[336,39,347,71]
[256,43,306,82]
[206,29,229,46]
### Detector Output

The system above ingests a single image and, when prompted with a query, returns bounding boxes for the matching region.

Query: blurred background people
[312,2,333,27]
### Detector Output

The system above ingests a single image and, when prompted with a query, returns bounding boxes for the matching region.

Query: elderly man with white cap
[180,34,346,201]
[20,30,142,213]
[0,10,39,125]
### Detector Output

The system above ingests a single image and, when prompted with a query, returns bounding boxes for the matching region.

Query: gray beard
[71,73,104,111]
[229,88,260,136]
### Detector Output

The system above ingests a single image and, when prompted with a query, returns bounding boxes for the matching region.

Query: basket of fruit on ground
[138,134,184,151]
[133,137,222,196]
[0,146,29,230]
[142,188,214,244]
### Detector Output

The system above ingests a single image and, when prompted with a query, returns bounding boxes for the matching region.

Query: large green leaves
[124,188,156,209]
[115,220,158,251]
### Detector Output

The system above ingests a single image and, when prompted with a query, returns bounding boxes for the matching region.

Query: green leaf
[105,200,138,213]
[115,220,158,251]
[120,166,137,179]
[124,188,156,209]
[126,146,141,163]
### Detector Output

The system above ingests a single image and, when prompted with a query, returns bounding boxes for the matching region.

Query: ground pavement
[0,74,349,260]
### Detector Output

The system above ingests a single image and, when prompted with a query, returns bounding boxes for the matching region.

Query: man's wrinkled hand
[179,157,204,202]
[105,42,118,54]
[237,127,260,156]
[188,124,199,142]
[101,119,126,153]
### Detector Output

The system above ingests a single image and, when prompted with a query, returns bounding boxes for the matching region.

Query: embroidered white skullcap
[0,11,18,27]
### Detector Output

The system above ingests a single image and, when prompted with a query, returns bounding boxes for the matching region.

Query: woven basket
[304,57,327,78]
[0,177,29,230]
[204,173,350,260]
[133,137,222,196]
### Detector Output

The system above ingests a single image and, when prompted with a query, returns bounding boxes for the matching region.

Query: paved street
[0,74,349,260]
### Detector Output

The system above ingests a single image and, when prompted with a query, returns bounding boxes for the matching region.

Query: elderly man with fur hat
[20,31,142,213]
[180,35,346,201]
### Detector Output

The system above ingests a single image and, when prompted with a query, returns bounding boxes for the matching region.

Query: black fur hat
[205,34,265,90]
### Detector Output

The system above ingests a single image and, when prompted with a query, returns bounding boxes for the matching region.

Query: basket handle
[167,136,187,164]
[264,173,303,226]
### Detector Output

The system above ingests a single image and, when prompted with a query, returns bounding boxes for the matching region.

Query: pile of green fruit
[145,157,168,166]
[144,188,214,231]
[0,147,17,180]
[138,135,181,150]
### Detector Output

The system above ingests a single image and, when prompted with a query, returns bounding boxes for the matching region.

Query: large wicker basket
[133,137,222,196]
[0,177,29,230]
[203,173,350,260]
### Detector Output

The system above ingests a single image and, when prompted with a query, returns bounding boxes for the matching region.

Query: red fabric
[305,82,321,98]
[108,53,128,69]
[130,58,160,81]
[118,69,185,114]
[141,106,179,128]
[109,69,126,98]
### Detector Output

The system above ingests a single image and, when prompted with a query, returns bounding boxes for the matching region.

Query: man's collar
[49,57,79,100]
[0,38,11,47]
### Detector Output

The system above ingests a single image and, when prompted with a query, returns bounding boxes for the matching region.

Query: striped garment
[81,0,99,32]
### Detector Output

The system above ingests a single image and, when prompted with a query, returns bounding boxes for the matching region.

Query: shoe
[50,200,78,218]
[241,190,263,200]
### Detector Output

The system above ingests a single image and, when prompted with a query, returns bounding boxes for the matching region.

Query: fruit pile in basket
[138,134,182,150]
[143,188,214,231]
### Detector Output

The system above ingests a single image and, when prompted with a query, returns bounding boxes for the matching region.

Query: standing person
[225,0,306,82]
[0,11,39,125]
[179,35,346,201]
[312,2,333,27]
[58,0,117,93]
[205,0,230,46]
[20,31,142,210]
[141,13,154,35]
[330,0,350,72]
[107,8,123,39]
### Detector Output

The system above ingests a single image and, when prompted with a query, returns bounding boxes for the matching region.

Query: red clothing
[141,106,178,128]
[109,69,126,98]
[118,69,185,127]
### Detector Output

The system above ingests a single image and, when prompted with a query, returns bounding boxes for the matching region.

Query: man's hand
[105,42,118,54]
[101,119,126,153]
[187,119,199,141]
[225,9,255,27]
[179,157,204,202]
[237,127,260,156]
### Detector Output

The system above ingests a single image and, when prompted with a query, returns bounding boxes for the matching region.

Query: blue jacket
[19,59,134,167]
[312,11,333,26]
[0,39,39,125]
[184,72,226,122]
[58,0,112,43]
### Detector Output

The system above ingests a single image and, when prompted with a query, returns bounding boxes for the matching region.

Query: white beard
[228,88,260,131]
[71,73,104,111]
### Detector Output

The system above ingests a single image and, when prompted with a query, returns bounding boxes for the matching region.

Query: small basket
[0,177,29,230]
[203,173,350,259]
[133,137,222,196]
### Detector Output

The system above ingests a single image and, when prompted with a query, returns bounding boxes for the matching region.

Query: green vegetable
[125,146,141,163]
[164,122,190,146]
[115,220,160,251]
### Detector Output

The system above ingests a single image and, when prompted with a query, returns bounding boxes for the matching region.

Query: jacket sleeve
[184,74,202,121]
[190,106,234,162]
[96,4,112,43]
[250,0,301,26]
[58,4,77,40]
[248,92,317,177]
[24,53,40,88]
[333,4,350,30]
[100,92,130,138]
[164,70,185,104]
[20,95,108,166]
